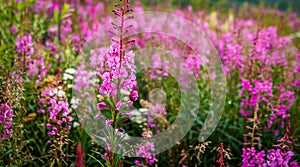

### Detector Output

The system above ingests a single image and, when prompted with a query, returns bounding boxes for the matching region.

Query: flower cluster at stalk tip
[16,35,34,57]
[38,86,73,136]
[97,44,137,103]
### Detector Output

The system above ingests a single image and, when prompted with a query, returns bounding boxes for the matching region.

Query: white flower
[63,73,74,80]
[120,89,130,96]
[70,97,80,109]
[139,108,148,113]
[73,122,80,128]
[49,90,54,96]
[130,109,141,116]
[65,68,76,74]
[50,88,58,96]
[122,96,130,102]
[135,116,143,124]
[57,90,65,97]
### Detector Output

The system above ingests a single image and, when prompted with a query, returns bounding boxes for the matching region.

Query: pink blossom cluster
[294,54,300,87]
[147,103,167,132]
[38,87,72,137]
[150,53,169,80]
[239,78,273,117]
[74,64,94,94]
[96,43,138,107]
[289,12,300,30]
[16,35,34,57]
[242,147,298,167]
[0,103,14,139]
[220,26,299,127]
[48,18,73,46]
[135,141,156,166]
[33,0,60,15]
[27,55,50,85]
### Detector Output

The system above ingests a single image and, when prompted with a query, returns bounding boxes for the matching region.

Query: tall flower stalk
[92,0,138,166]
[0,70,14,140]
[38,77,73,166]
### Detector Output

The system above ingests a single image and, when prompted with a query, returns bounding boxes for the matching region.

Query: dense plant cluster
[0,0,299,166]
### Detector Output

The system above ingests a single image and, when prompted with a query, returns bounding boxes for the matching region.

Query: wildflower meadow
[0,0,299,166]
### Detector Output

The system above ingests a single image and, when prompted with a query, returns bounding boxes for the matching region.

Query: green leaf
[115,115,128,128]
[53,8,59,24]
[88,154,105,167]
[90,150,112,167]
[61,3,70,16]
[217,129,242,145]
[101,108,112,120]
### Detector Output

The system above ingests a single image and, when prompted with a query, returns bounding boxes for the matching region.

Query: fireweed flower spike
[14,34,35,81]
[40,86,72,136]
[0,104,14,139]
[16,35,34,57]
[241,116,298,166]
[89,0,141,166]
[135,141,156,166]
[38,85,73,165]
[97,44,137,101]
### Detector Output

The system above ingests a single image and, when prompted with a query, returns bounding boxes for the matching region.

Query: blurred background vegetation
[136,0,300,15]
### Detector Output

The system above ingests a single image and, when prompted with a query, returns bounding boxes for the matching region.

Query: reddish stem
[219,143,224,167]
[119,0,127,64]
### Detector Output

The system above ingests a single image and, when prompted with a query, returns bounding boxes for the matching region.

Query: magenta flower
[95,43,138,110]
[105,119,112,126]
[97,102,107,110]
[39,87,72,138]
[0,104,14,139]
[135,141,156,166]
[266,149,297,166]
[130,91,138,101]
[16,35,34,57]
[241,147,266,167]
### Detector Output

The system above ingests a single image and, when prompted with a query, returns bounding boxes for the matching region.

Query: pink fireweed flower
[130,91,138,101]
[241,147,266,167]
[39,87,73,137]
[96,43,138,109]
[105,119,113,126]
[0,103,14,139]
[97,102,107,110]
[10,25,16,34]
[16,35,34,57]
[265,149,295,166]
[27,55,50,85]
[135,141,156,166]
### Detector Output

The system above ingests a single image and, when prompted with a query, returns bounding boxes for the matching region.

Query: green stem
[58,0,62,45]
[251,104,259,148]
